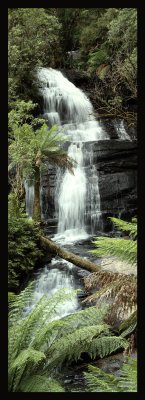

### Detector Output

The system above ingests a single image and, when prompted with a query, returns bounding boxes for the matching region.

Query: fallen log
[40,236,100,273]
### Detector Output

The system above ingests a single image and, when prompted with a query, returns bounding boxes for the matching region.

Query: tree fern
[84,357,137,392]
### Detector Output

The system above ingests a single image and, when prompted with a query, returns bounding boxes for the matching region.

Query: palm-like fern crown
[8,285,129,392]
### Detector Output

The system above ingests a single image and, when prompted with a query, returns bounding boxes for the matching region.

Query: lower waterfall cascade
[23,259,81,320]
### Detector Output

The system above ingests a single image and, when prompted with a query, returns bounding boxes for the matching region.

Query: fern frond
[46,324,109,369]
[19,375,65,392]
[119,311,137,337]
[118,357,137,391]
[91,237,137,265]
[83,285,115,305]
[84,357,137,392]
[109,217,137,239]
[9,282,35,323]
[84,364,119,392]
[10,348,46,372]
[88,335,129,359]
[9,288,78,358]
[8,292,16,303]
[30,305,109,351]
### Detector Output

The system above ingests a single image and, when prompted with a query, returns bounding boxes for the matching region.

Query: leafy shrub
[8,193,43,290]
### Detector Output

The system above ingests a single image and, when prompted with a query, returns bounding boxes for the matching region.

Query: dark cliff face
[92,140,137,230]
[40,139,137,232]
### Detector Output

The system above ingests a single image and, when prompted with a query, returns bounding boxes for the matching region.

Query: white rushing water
[114,120,132,141]
[24,180,34,218]
[37,67,109,243]
[24,261,80,320]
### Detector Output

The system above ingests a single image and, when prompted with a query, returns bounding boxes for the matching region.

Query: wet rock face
[40,139,137,231]
[93,140,137,230]
[40,163,57,220]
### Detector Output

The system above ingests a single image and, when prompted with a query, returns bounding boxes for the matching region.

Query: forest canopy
[8,8,137,112]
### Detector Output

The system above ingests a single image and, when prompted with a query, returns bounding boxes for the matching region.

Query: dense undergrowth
[8,285,137,392]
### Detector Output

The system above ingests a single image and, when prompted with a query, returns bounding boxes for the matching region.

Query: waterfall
[37,67,109,242]
[85,145,102,233]
[23,261,80,320]
[24,180,34,218]
[114,120,132,141]
[57,142,87,237]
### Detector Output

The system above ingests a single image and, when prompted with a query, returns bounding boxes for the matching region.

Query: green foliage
[8,100,44,142]
[87,49,108,74]
[91,237,137,265]
[75,8,137,107]
[8,292,17,303]
[8,194,43,290]
[56,8,81,52]
[9,117,73,182]
[91,217,137,265]
[19,375,65,392]
[8,287,129,391]
[84,357,137,392]
[8,8,61,101]
[119,311,137,338]
[109,217,137,239]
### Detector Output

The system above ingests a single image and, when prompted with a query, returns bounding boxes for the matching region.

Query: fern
[85,364,118,392]
[46,324,110,369]
[91,217,137,266]
[10,348,46,371]
[8,292,16,303]
[118,357,137,391]
[91,237,137,265]
[31,305,109,351]
[84,357,137,392]
[8,287,129,392]
[119,311,137,338]
[109,217,137,239]
[19,375,65,392]
[88,336,128,359]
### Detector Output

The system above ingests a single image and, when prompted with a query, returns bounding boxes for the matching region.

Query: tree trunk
[33,166,41,221]
[40,236,100,273]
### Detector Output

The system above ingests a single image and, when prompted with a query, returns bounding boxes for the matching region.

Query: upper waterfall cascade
[37,67,109,242]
